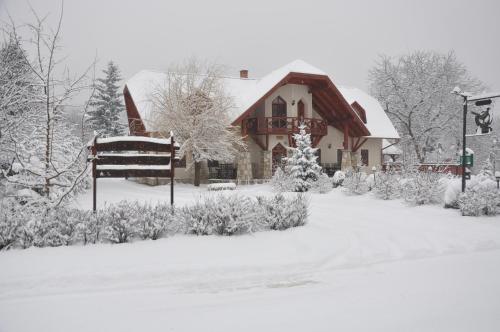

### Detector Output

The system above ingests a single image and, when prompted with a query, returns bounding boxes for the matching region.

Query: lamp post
[452,87,469,193]
[453,88,500,192]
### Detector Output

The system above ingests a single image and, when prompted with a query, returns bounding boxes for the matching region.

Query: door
[272,143,287,174]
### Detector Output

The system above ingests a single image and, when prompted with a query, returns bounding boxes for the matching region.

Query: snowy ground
[1,179,500,331]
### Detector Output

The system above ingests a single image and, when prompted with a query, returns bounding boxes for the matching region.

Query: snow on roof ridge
[130,69,258,81]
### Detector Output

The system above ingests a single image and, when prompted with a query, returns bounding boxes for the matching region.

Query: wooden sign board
[89,135,180,211]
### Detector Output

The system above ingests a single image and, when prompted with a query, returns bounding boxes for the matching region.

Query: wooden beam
[343,124,349,150]
[352,138,368,152]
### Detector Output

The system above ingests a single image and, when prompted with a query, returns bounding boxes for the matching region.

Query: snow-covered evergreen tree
[88,61,125,136]
[285,123,322,192]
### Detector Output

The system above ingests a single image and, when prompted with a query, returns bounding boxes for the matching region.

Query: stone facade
[237,151,253,181]
[261,151,272,179]
[341,150,352,170]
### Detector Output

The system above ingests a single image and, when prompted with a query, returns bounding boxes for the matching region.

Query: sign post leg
[170,134,175,206]
[93,176,97,212]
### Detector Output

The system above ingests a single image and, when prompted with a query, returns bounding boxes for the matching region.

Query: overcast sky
[1,0,499,93]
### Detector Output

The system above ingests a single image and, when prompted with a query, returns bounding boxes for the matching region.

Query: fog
[1,0,499,92]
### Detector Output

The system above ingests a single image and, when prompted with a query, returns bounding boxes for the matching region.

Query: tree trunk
[194,161,201,187]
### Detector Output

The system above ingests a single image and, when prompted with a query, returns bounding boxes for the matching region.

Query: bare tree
[369,51,483,163]
[1,2,96,205]
[151,59,245,186]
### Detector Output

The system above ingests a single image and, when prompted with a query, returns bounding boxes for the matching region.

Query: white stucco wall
[264,84,312,118]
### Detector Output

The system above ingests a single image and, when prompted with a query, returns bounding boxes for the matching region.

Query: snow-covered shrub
[78,211,102,245]
[256,193,308,230]
[444,178,462,208]
[373,170,401,200]
[101,201,139,243]
[43,208,82,246]
[332,170,346,187]
[342,168,369,195]
[458,174,500,216]
[180,201,212,236]
[402,168,446,205]
[0,201,23,250]
[207,195,258,235]
[137,203,175,240]
[311,173,333,194]
[285,124,322,192]
[270,167,295,193]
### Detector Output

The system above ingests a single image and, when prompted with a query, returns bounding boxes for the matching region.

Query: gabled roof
[339,87,400,139]
[125,60,399,139]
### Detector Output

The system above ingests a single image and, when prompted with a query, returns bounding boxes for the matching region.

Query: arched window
[272,96,287,128]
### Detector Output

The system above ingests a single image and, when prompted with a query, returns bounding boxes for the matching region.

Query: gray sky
[1,0,500,92]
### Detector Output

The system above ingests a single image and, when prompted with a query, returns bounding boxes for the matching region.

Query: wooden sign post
[89,134,179,211]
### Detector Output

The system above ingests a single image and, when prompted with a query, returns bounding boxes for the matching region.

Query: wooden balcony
[242,117,328,136]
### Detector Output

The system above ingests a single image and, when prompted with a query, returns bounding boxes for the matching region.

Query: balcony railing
[243,117,327,136]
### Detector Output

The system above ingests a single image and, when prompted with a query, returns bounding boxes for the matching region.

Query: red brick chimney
[239,69,248,79]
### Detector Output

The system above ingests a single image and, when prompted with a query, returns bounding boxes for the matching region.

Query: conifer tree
[88,61,125,136]
[286,123,322,192]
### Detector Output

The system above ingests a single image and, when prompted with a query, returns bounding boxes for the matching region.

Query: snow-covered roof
[339,87,400,139]
[125,60,399,139]
[382,139,402,155]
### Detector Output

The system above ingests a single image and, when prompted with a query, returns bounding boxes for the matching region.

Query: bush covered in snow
[137,203,176,240]
[401,168,447,205]
[101,201,140,244]
[0,192,309,250]
[458,174,500,216]
[206,195,257,235]
[332,170,346,187]
[372,170,401,200]
[342,168,369,195]
[256,193,308,230]
[0,201,23,250]
[311,173,333,194]
[270,167,295,193]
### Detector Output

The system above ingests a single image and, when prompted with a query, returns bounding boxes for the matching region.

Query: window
[337,149,343,165]
[361,149,369,166]
[272,96,287,128]
[175,156,187,168]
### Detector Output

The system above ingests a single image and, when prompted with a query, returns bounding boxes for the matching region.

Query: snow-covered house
[124,60,399,182]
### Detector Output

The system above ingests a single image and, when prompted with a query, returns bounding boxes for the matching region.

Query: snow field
[1,179,500,331]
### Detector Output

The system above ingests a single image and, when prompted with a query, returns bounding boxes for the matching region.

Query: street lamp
[451,87,470,193]
[453,88,500,192]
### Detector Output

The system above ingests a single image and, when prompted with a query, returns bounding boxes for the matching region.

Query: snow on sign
[89,133,180,210]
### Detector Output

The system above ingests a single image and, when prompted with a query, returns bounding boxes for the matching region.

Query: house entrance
[272,143,287,173]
